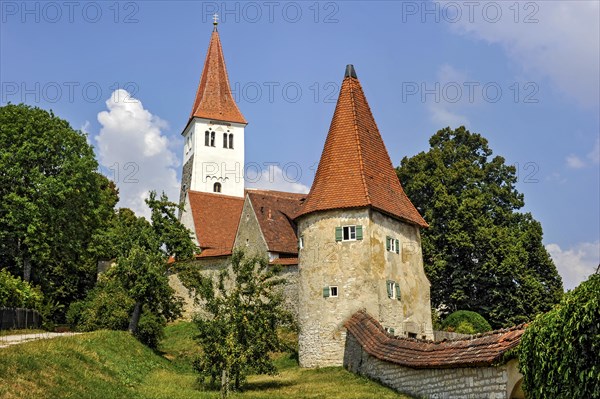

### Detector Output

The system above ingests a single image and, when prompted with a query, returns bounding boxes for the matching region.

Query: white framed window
[323,285,338,298]
[343,225,356,241]
[387,280,401,300]
[335,225,363,242]
[386,236,400,254]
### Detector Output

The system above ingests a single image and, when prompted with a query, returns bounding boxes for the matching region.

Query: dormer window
[213,182,222,193]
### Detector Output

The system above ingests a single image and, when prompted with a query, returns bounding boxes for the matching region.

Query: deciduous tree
[180,248,293,397]
[396,126,563,327]
[0,104,118,320]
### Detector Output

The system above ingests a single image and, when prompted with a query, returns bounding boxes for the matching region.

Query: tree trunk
[128,301,142,334]
[220,368,230,399]
[23,257,31,282]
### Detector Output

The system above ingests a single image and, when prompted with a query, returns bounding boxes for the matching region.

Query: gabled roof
[246,189,306,254]
[344,311,524,369]
[296,65,427,228]
[187,190,244,258]
[189,27,247,125]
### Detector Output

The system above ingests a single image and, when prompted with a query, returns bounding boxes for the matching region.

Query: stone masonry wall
[296,208,433,368]
[344,333,521,399]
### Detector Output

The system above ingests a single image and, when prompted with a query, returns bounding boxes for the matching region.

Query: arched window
[205,131,210,146]
[213,182,222,193]
[228,133,234,149]
[210,132,215,147]
[223,133,228,148]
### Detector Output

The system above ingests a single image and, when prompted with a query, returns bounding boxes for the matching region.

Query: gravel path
[0,332,81,348]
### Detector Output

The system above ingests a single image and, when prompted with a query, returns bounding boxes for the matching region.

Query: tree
[518,271,599,398]
[441,310,492,334]
[181,248,293,397]
[90,192,197,335]
[396,126,563,327]
[0,104,118,320]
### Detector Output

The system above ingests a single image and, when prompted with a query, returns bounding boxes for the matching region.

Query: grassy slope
[0,322,411,399]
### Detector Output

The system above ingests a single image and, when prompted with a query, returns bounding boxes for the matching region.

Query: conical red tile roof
[189,27,247,124]
[297,65,427,227]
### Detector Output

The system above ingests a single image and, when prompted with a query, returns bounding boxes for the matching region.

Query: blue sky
[1,1,599,289]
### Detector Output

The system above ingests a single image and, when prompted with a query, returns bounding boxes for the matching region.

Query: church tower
[179,20,247,204]
[296,65,433,368]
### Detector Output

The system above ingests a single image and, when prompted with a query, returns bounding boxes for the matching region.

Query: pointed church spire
[297,65,427,227]
[189,26,247,124]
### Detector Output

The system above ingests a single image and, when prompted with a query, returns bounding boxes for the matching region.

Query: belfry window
[223,133,228,148]
[210,131,215,147]
[228,133,234,149]
[213,182,222,193]
[205,131,210,146]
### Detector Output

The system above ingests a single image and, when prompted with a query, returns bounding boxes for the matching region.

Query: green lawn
[0,322,411,399]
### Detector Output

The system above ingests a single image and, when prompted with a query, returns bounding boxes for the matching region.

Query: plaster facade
[296,208,433,367]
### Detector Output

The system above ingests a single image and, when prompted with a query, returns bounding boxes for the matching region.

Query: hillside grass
[0,321,411,399]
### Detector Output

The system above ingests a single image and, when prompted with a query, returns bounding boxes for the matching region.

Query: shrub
[0,269,44,310]
[67,280,133,332]
[442,310,492,334]
[66,278,167,349]
[134,311,166,349]
[518,272,599,398]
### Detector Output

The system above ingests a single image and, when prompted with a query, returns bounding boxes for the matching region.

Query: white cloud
[566,154,585,169]
[546,241,599,290]
[245,164,309,193]
[95,89,180,218]
[440,1,600,107]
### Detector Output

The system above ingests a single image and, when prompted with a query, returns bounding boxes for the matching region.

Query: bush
[134,311,166,349]
[0,268,44,310]
[518,272,599,398]
[442,310,492,334]
[66,278,167,349]
[66,280,133,332]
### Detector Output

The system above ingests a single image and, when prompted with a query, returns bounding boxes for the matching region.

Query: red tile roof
[189,27,247,125]
[187,190,244,258]
[344,310,524,368]
[296,66,427,228]
[269,257,299,266]
[247,189,305,254]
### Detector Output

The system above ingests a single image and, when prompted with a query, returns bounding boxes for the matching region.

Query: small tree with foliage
[518,270,599,398]
[70,191,196,346]
[181,248,293,397]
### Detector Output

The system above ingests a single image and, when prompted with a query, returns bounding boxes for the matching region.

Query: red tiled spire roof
[189,26,247,124]
[296,65,427,227]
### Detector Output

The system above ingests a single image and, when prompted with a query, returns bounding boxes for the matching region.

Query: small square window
[329,286,338,297]
[343,226,356,241]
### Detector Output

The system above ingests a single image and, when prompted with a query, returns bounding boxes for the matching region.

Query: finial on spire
[345,64,357,79]
[213,13,219,26]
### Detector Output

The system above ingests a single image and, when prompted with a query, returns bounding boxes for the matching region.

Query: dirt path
[0,332,81,348]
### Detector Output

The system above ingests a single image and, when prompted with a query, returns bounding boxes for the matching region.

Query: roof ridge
[349,78,371,205]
